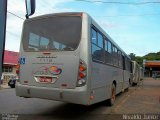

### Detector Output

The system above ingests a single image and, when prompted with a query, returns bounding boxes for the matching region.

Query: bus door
[122,55,126,90]
[122,55,130,89]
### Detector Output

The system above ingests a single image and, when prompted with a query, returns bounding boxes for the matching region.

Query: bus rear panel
[16,13,90,105]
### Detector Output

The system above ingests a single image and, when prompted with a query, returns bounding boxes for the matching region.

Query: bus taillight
[79,72,86,79]
[77,60,87,87]
[16,70,19,74]
[79,64,86,71]
[16,64,20,75]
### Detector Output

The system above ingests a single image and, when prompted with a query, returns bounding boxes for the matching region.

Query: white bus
[16,12,131,106]
[140,67,144,81]
[131,61,141,85]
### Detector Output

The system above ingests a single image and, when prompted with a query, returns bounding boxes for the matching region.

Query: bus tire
[108,84,116,106]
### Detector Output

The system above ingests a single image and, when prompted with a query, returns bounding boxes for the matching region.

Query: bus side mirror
[25,0,35,19]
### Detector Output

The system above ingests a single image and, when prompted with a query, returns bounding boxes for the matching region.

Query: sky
[6,0,160,56]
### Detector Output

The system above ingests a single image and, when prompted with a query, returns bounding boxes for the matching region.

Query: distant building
[1,50,19,84]
[143,60,160,77]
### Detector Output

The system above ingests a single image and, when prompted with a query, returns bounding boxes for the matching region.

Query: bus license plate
[39,77,52,83]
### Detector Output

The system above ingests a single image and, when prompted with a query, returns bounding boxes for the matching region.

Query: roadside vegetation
[129,51,160,66]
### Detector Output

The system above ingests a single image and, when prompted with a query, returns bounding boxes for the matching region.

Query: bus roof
[25,12,84,22]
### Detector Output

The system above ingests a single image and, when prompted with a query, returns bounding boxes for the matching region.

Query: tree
[130,51,160,66]
[135,56,143,66]
[129,53,136,60]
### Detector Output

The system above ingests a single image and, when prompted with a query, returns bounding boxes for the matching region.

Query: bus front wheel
[108,84,116,106]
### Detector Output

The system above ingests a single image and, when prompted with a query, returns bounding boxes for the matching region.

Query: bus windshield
[22,15,82,51]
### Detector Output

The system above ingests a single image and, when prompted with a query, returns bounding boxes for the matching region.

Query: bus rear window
[22,15,82,51]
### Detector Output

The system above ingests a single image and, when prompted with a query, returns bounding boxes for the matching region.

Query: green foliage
[135,56,143,66]
[129,51,160,66]
[129,53,136,60]
[144,52,160,60]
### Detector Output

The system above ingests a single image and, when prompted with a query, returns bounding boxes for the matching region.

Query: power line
[6,3,160,20]
[7,11,25,20]
[74,0,160,5]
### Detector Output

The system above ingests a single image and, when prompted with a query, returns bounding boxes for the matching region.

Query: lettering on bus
[39,58,53,63]
[33,66,62,76]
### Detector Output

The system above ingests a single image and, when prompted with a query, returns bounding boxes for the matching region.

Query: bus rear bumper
[15,83,88,105]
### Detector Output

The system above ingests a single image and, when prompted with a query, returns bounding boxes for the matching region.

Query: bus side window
[97,32,103,48]
[126,58,130,71]
[122,55,126,70]
[91,27,104,62]
[113,46,118,66]
[130,61,133,73]
[108,41,112,54]
[114,47,118,66]
[118,50,122,68]
[107,41,112,64]
[105,39,109,63]
[92,28,97,44]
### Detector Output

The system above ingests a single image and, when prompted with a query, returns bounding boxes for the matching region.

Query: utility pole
[0,0,7,82]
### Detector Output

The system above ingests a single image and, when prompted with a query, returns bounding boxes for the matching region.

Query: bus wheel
[109,84,116,106]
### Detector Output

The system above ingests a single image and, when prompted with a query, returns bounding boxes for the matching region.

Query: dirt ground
[113,77,160,114]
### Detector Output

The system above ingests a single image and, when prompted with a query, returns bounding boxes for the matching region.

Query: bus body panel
[132,61,140,84]
[85,16,130,105]
[16,83,88,105]
[123,70,130,89]
[19,52,79,89]
[90,62,125,104]
[16,12,91,105]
